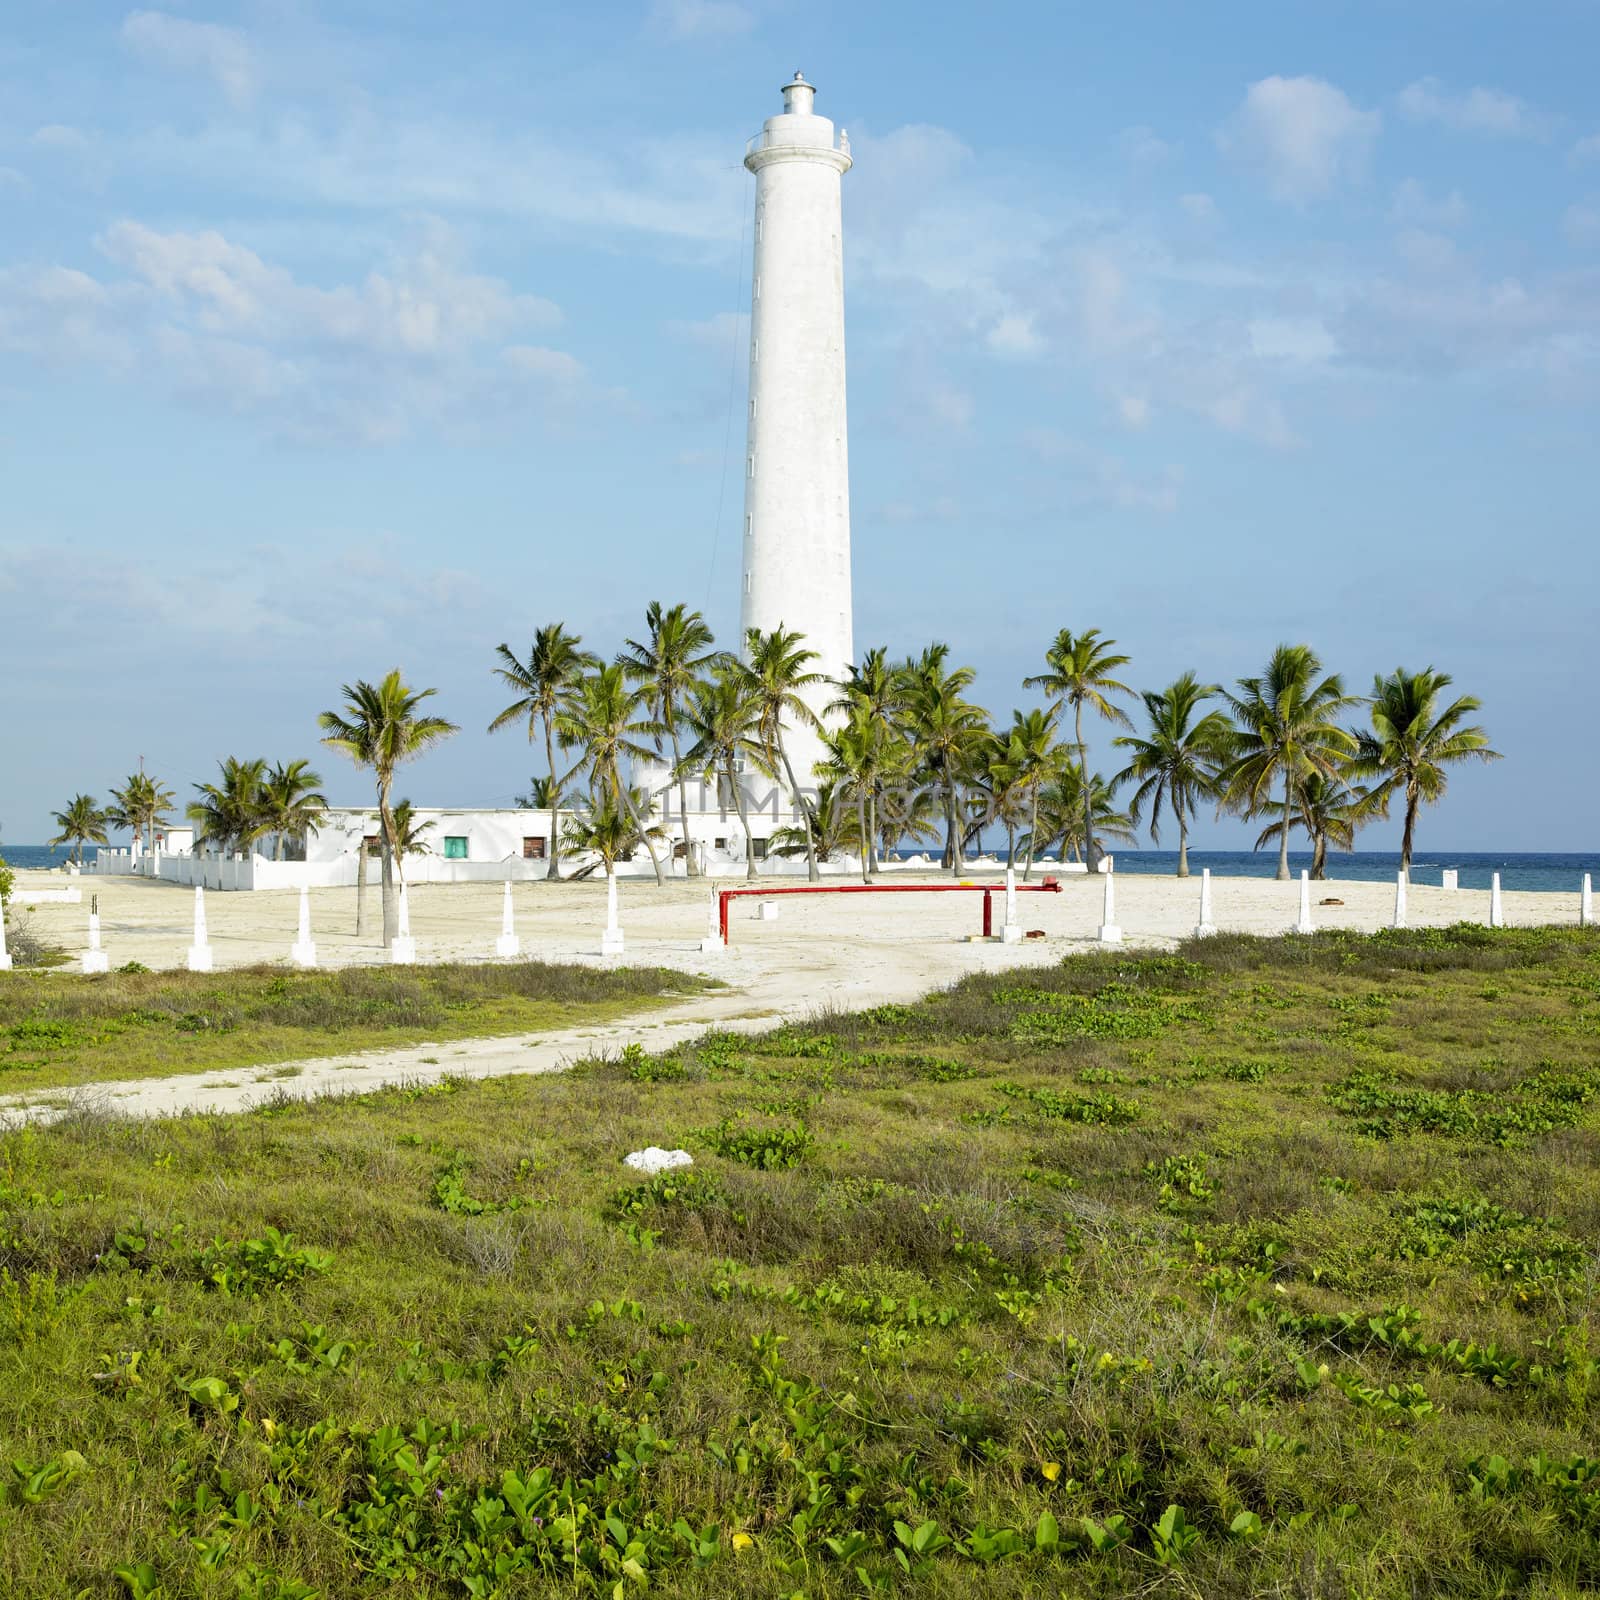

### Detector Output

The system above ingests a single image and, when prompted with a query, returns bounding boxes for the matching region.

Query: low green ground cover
[0,964,708,1092]
[1,925,1597,1598]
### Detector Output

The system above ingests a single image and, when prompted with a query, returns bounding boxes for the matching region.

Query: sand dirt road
[2,868,1583,1126]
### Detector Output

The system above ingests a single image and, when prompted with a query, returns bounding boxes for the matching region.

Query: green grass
[0,963,710,1092]
[1,924,1598,1598]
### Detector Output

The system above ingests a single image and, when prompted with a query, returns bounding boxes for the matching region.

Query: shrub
[709,1117,813,1169]
[0,855,13,907]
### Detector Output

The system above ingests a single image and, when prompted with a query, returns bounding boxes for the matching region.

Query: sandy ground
[1,866,1586,1127]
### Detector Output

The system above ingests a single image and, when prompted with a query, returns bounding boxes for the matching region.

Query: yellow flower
[731,1532,754,1552]
[1041,1461,1062,1482]
[263,1418,278,1440]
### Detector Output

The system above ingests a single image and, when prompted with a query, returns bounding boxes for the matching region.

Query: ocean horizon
[5,842,1594,896]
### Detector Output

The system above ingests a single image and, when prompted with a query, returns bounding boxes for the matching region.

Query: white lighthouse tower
[740,72,854,796]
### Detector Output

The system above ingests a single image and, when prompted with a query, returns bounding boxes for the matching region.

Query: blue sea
[892,849,1597,894]
[3,844,104,870]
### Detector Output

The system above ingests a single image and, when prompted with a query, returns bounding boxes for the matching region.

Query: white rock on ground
[623,1148,694,1174]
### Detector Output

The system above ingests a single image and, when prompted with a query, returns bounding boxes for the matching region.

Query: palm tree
[1220,644,1357,881]
[770,779,862,865]
[320,672,458,943]
[676,669,768,880]
[899,644,988,873]
[974,732,1036,869]
[106,771,175,857]
[1000,708,1060,879]
[830,647,910,874]
[817,718,880,881]
[554,665,666,886]
[516,775,573,813]
[1023,628,1134,872]
[619,603,720,879]
[1112,673,1234,878]
[489,624,597,881]
[186,758,268,857]
[1023,768,1138,865]
[561,788,666,883]
[389,799,436,859]
[1349,667,1501,875]
[48,794,109,866]
[742,624,825,883]
[259,759,328,861]
[1253,771,1370,879]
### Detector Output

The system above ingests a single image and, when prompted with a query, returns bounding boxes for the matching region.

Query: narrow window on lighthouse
[747,454,755,477]
[744,514,752,538]
[751,337,759,364]
[754,276,761,300]
[744,571,752,595]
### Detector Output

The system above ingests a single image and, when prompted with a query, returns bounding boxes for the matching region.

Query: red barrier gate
[715,878,1062,945]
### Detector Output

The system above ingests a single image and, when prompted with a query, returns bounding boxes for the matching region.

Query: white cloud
[1562,201,1600,248]
[502,345,586,381]
[1249,315,1339,365]
[1117,393,1151,428]
[924,381,973,431]
[1023,429,1181,514]
[1573,134,1600,164]
[0,167,27,191]
[666,309,747,348]
[648,0,753,37]
[1396,78,1543,137]
[29,124,89,151]
[985,312,1041,358]
[2,223,590,443]
[98,220,560,354]
[121,10,257,108]
[1391,178,1468,230]
[1119,125,1175,165]
[1219,76,1380,204]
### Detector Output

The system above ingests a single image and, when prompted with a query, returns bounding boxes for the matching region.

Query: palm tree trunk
[1076,701,1097,872]
[669,720,697,879]
[775,735,819,884]
[378,775,404,944]
[1312,830,1328,879]
[614,769,664,887]
[1401,783,1418,876]
[1024,785,1040,881]
[543,718,561,882]
[1276,768,1292,881]
[356,837,368,938]
[866,786,880,876]
[1177,813,1190,878]
[1005,826,1016,869]
[727,757,758,880]
[857,788,870,882]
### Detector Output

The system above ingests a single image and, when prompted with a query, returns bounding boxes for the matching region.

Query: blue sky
[2,1,1596,850]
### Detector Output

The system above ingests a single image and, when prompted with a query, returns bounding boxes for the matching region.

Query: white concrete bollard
[758,901,780,922]
[1097,866,1122,945]
[699,887,724,953]
[601,872,624,956]
[390,881,417,964]
[1489,872,1504,929]
[495,881,521,959]
[1581,873,1593,928]
[1292,870,1315,935]
[1194,867,1217,939]
[0,906,11,971]
[290,884,317,968]
[82,909,109,974]
[186,885,214,972]
[1441,868,1458,892]
[1000,865,1022,944]
[1392,870,1408,931]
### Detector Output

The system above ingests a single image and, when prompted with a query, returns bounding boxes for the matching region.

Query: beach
[9,865,1579,980]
